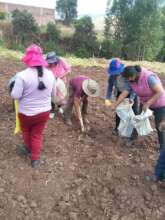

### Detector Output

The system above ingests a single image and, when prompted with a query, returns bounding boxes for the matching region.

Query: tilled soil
[0,58,165,220]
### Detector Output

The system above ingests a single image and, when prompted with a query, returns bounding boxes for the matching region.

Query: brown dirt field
[1,57,165,220]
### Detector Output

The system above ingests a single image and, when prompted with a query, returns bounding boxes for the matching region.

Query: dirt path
[0,58,165,220]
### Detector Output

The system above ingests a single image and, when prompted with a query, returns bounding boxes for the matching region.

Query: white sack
[133,109,153,136]
[116,99,153,137]
[52,78,67,105]
[116,99,135,137]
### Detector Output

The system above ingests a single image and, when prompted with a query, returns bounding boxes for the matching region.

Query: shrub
[11,9,40,46]
[72,16,97,58]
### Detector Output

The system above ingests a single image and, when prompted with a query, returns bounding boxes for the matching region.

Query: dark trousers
[155,143,165,180]
[115,91,139,136]
[152,106,165,149]
[151,107,165,180]
[64,86,88,120]
[51,102,60,113]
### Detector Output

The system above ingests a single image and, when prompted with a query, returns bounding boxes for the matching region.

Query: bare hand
[129,99,134,104]
[105,99,112,107]
[80,117,85,133]
[142,103,150,112]
[110,103,116,111]
[81,125,85,133]
[83,117,90,125]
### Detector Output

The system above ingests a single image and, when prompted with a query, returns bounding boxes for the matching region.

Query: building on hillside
[0,2,55,26]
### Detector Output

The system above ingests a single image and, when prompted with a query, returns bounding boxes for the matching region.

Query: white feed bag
[116,98,134,121]
[116,99,153,137]
[52,78,67,105]
[116,99,135,137]
[133,109,153,136]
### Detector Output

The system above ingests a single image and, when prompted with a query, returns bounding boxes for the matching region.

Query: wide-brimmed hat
[108,58,125,76]
[82,79,100,97]
[22,44,48,67]
[46,51,60,64]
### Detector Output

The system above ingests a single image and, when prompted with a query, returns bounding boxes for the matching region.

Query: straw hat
[82,79,100,97]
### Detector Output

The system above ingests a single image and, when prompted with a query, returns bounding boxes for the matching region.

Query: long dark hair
[36,66,46,90]
[122,65,141,79]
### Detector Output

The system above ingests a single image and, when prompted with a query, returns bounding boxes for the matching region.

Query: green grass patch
[0,46,22,60]
[65,56,107,68]
[0,46,164,73]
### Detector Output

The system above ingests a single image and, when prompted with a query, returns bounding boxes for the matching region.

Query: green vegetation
[104,0,165,61]
[0,46,22,60]
[0,46,165,75]
[12,9,40,47]
[56,0,77,25]
[0,0,164,61]
[0,11,6,20]
[41,22,61,53]
[72,16,97,58]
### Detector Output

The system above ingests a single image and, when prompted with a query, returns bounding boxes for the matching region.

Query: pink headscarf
[22,44,48,67]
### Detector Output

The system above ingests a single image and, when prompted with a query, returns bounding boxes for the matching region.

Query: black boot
[16,145,31,157]
[31,160,40,168]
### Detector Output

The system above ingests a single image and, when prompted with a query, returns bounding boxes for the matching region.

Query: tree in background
[157,6,165,61]
[0,11,6,20]
[56,0,77,25]
[103,0,135,58]
[42,22,61,53]
[124,0,163,60]
[46,22,60,42]
[104,0,163,61]
[12,9,39,47]
[104,0,113,38]
[72,16,97,57]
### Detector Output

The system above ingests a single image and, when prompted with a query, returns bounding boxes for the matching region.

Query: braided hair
[36,66,46,90]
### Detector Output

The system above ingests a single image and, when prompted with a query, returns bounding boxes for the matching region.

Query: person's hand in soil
[80,117,85,133]
[83,115,90,125]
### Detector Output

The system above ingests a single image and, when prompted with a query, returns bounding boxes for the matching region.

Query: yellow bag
[14,100,22,134]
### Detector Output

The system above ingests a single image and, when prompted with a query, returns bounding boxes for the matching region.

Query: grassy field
[0,46,164,73]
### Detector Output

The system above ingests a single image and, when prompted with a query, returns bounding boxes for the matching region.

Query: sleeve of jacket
[61,58,71,73]
[106,75,114,99]
[11,76,24,99]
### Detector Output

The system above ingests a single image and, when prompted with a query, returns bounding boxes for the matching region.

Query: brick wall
[0,2,55,26]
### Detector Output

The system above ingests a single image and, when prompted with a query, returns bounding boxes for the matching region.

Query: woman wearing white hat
[63,75,100,132]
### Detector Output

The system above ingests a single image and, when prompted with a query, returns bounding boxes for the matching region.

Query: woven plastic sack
[133,109,153,136]
[116,98,135,137]
[52,78,67,105]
